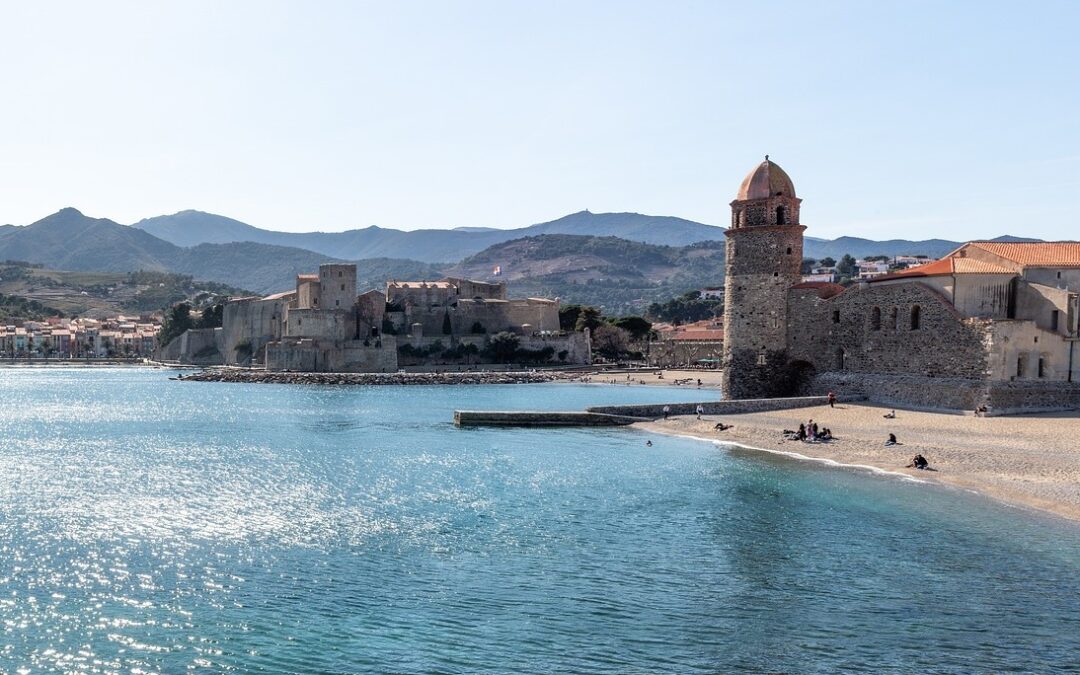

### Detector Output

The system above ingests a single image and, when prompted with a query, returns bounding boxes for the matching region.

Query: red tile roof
[968,241,1080,267]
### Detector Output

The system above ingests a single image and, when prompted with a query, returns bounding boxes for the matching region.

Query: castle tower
[319,263,357,310]
[721,157,805,399]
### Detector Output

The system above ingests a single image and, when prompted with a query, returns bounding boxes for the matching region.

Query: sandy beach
[637,402,1080,523]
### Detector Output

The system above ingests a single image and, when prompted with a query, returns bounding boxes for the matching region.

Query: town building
[722,158,1080,412]
[0,315,161,358]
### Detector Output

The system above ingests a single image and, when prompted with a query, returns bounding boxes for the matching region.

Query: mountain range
[0,206,1049,312]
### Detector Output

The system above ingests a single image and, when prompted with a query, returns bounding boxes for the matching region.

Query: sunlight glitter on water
[2,368,1080,672]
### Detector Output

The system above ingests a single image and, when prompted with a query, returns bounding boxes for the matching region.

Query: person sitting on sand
[714,422,733,431]
[885,433,900,446]
[974,404,988,417]
[820,428,833,441]
[906,453,929,469]
[796,423,806,441]
[883,410,896,419]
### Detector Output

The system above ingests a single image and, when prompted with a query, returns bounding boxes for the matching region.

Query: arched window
[786,246,792,255]
[836,347,846,370]
[910,305,921,330]
[871,306,881,331]
[776,205,786,225]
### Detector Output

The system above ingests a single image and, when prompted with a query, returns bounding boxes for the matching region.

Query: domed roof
[736,156,796,200]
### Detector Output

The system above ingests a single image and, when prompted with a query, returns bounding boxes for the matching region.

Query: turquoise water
[1,369,1079,673]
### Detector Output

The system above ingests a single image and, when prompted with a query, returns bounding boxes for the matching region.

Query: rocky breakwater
[179,369,581,386]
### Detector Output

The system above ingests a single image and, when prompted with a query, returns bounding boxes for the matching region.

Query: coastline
[635,402,1080,523]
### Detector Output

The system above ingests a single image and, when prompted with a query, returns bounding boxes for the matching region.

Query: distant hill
[133,209,728,262]
[444,234,727,315]
[0,209,448,295]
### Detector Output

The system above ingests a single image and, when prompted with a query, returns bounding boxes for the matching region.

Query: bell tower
[721,156,805,399]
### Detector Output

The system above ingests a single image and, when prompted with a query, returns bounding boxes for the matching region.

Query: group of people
[784,419,833,442]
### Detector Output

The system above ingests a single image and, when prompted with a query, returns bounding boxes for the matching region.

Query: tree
[610,316,652,340]
[574,306,603,332]
[158,303,193,345]
[559,305,584,331]
[199,303,224,329]
[800,258,817,274]
[486,331,521,363]
[591,324,631,359]
[442,311,453,335]
[837,254,857,277]
[819,256,837,268]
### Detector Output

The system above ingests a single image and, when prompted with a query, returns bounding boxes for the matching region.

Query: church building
[722,158,1080,413]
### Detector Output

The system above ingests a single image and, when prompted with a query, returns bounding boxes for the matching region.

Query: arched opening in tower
[775,205,786,225]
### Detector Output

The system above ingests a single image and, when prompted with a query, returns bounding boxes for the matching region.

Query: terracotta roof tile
[968,241,1080,267]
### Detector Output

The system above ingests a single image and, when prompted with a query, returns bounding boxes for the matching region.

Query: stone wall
[285,308,352,340]
[809,371,1080,414]
[587,394,861,419]
[221,296,289,365]
[786,282,992,379]
[159,327,224,365]
[266,336,398,372]
[807,372,986,411]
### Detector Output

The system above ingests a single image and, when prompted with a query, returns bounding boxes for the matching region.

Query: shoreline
[635,403,1080,524]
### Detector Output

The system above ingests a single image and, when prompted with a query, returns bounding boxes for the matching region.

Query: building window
[871,306,881,331]
[336,300,340,307]
[339,271,343,277]
[776,206,786,225]
[1051,310,1060,331]
[757,353,767,365]
[1038,357,1046,378]
[341,284,346,291]
[786,247,792,255]
[836,347,846,370]
[1016,355,1026,378]
[910,305,921,330]
[832,310,840,324]
[773,272,779,277]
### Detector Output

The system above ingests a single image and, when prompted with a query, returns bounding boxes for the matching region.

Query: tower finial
[765,154,769,162]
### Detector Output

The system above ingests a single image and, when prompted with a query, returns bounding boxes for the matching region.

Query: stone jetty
[178,369,582,386]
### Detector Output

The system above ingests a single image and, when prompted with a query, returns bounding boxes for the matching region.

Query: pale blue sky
[1,1,1077,240]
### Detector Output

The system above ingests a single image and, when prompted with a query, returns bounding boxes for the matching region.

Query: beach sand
[637,403,1080,522]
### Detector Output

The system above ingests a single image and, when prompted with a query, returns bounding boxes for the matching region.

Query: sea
[1,367,1079,673]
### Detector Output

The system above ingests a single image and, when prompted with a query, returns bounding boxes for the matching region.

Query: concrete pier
[454,411,648,427]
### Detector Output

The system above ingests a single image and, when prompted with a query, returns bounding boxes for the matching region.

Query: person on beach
[797,423,806,441]
[696,404,704,419]
[697,378,702,387]
[662,405,671,420]
[885,433,900,446]
[646,440,653,447]
[827,391,836,408]
[714,422,733,431]
[883,410,896,419]
[906,454,929,469]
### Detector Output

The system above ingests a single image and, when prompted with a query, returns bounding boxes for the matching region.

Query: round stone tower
[721,157,805,399]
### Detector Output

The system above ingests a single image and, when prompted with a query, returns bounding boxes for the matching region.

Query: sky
[1,0,1078,240]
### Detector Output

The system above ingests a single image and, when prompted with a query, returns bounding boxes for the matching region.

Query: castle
[211,265,589,372]
[722,158,1080,412]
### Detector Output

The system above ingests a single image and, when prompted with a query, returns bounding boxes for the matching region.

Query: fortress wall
[176,327,223,365]
[222,297,289,365]
[787,282,992,379]
[266,337,397,372]
[285,308,351,340]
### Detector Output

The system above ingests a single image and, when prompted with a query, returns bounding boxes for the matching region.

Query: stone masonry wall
[786,282,992,379]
